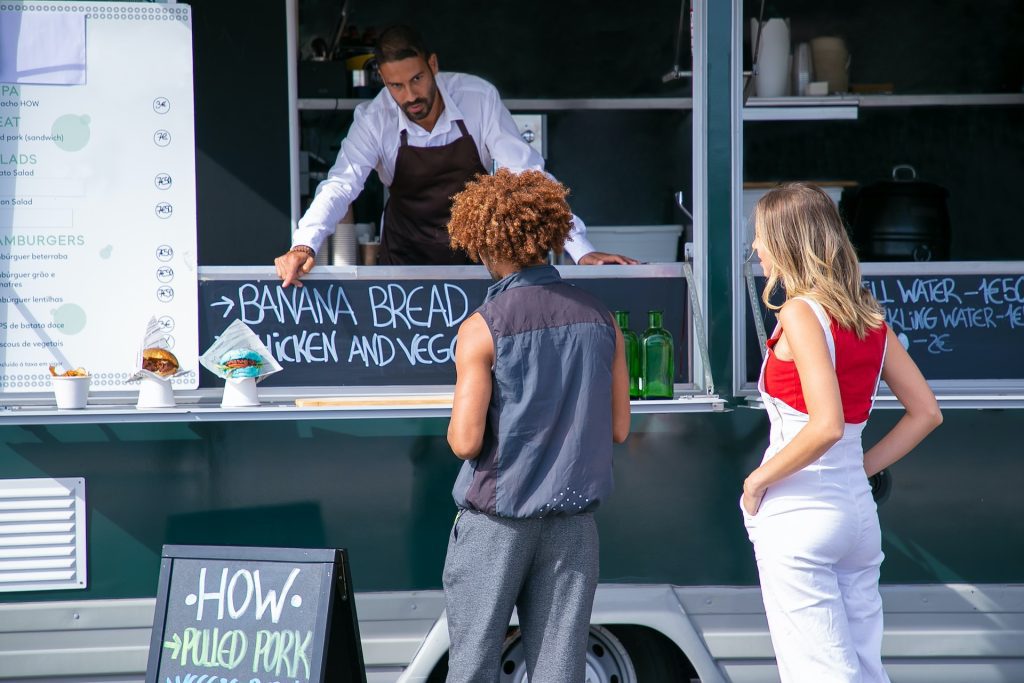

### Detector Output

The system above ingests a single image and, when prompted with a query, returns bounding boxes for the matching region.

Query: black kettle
[852,165,951,262]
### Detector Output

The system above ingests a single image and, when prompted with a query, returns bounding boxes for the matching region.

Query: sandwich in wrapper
[217,348,263,379]
[141,348,179,378]
[131,317,189,382]
[199,319,282,383]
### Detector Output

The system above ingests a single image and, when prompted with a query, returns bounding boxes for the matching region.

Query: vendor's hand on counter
[576,251,640,265]
[274,248,315,288]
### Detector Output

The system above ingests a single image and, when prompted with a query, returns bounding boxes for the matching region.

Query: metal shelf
[858,93,1024,108]
[298,97,694,112]
[744,96,858,121]
[742,93,1024,121]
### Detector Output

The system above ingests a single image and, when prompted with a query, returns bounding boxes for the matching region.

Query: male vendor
[444,169,631,681]
[275,25,635,284]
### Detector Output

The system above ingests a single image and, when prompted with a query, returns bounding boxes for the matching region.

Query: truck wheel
[499,624,637,682]
[607,625,699,681]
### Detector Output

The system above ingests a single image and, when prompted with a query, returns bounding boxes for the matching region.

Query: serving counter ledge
[0,387,727,425]
[744,393,1024,411]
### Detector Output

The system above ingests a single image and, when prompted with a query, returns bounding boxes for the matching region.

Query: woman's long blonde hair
[755,182,884,339]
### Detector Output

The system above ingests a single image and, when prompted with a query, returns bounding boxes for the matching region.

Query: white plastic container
[137,375,176,409]
[221,376,260,408]
[51,375,90,410]
[581,225,684,264]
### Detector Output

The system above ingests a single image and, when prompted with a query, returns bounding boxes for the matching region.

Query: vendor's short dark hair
[374,25,430,64]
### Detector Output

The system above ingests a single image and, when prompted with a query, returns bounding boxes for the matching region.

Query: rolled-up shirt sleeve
[481,91,596,263]
[565,214,596,263]
[291,104,381,254]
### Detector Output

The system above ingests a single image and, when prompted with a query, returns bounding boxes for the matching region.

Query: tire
[608,625,699,681]
[499,624,637,682]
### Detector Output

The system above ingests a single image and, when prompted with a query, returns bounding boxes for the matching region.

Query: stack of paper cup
[314,243,330,268]
[331,222,358,265]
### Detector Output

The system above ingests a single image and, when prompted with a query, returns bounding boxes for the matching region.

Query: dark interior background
[188,0,294,266]
[186,0,1024,264]
[742,0,1024,260]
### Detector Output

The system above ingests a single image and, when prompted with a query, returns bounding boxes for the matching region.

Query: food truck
[0,0,1021,682]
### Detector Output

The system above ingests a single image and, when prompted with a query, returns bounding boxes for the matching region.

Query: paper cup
[51,375,90,410]
[137,375,176,409]
[221,376,260,408]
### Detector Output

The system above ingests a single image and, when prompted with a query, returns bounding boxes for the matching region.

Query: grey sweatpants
[442,509,599,683]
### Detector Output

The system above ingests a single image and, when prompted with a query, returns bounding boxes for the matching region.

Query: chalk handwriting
[369,283,469,329]
[195,567,300,625]
[160,623,311,678]
[236,284,357,327]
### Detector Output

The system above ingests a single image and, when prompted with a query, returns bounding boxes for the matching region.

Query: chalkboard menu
[199,269,690,388]
[743,266,1024,387]
[146,545,365,683]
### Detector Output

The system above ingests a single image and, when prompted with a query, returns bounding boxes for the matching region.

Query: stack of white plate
[330,222,358,265]
[314,243,330,268]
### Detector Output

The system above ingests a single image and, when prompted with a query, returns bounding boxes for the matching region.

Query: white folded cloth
[0,10,86,85]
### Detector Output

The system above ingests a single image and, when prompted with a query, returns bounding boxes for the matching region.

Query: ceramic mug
[810,36,851,94]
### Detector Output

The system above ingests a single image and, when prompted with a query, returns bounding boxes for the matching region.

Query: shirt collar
[484,265,561,303]
[394,72,463,139]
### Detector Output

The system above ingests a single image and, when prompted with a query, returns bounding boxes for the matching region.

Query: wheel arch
[398,584,726,683]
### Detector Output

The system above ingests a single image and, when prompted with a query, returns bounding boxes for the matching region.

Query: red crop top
[764,317,887,424]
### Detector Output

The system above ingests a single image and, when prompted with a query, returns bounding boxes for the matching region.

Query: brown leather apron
[378,119,487,266]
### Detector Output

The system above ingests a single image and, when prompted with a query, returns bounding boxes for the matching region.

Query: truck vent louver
[0,478,87,592]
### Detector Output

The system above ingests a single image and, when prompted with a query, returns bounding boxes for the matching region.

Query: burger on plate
[218,348,263,379]
[142,348,179,377]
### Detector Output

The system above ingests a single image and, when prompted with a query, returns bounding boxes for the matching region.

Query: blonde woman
[742,183,942,682]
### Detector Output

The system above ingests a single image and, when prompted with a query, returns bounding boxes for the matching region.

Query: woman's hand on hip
[742,475,767,516]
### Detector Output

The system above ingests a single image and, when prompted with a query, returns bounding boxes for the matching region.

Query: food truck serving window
[199,264,709,393]
[738,262,1024,405]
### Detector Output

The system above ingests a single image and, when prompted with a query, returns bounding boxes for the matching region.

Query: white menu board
[0,1,197,392]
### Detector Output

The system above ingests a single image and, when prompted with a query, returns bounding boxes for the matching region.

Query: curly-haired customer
[442,168,631,682]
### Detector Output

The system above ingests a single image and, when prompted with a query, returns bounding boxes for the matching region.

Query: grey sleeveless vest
[451,265,616,518]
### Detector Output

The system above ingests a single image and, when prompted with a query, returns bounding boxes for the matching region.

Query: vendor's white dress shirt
[292,71,596,262]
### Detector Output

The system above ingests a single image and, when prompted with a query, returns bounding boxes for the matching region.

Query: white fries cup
[51,375,90,410]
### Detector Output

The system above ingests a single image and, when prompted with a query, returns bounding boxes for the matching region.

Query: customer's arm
[863,327,942,476]
[448,313,495,460]
[743,299,846,514]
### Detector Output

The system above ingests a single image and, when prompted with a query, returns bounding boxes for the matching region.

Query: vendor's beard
[402,86,436,121]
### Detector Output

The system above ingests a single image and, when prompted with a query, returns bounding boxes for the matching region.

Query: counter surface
[0,387,726,425]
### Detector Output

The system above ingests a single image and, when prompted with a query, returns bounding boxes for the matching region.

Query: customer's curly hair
[448,168,573,267]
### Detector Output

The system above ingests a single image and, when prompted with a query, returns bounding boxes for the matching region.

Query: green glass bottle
[614,311,641,399]
[641,310,674,399]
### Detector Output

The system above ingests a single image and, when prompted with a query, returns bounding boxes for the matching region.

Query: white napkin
[0,11,87,85]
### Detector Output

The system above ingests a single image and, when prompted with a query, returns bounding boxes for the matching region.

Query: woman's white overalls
[743,297,890,683]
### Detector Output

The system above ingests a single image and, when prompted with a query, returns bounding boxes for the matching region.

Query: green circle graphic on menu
[51,304,87,335]
[51,115,91,152]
